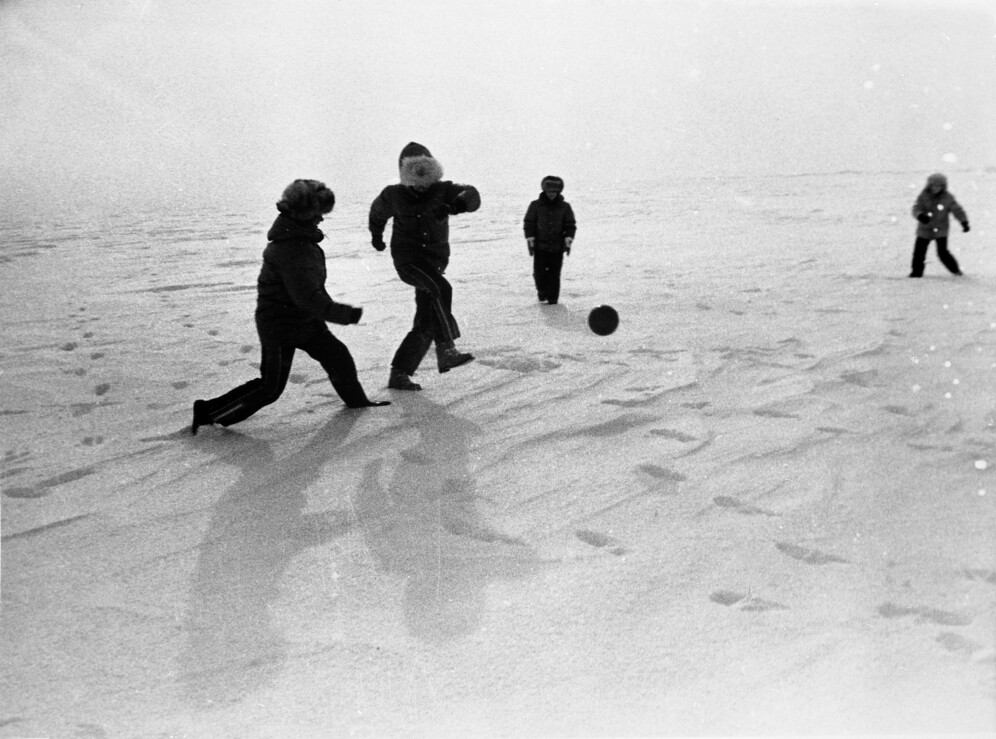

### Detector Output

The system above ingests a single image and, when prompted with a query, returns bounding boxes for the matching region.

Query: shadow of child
[179,411,362,707]
[355,394,540,643]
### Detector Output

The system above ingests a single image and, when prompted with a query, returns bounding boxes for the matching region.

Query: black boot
[436,342,474,373]
[347,399,391,408]
[333,378,391,408]
[191,400,214,435]
[388,368,422,390]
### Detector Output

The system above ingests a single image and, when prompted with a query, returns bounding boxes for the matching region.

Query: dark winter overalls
[523,191,577,304]
[909,175,969,278]
[199,215,373,427]
[369,180,481,375]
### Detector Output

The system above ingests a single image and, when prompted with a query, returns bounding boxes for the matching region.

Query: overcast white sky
[2,0,994,213]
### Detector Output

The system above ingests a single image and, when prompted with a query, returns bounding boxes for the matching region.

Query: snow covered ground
[2,170,995,737]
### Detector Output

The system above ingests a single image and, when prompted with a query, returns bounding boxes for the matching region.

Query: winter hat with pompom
[399,142,443,189]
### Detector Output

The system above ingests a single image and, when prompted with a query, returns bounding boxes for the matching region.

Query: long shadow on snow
[356,394,540,644]
[178,410,362,709]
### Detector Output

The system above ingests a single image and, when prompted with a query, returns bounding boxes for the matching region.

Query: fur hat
[399,141,443,189]
[926,172,948,189]
[541,175,564,192]
[276,179,335,220]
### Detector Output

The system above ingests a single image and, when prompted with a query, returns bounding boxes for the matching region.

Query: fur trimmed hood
[276,179,335,222]
[399,141,443,189]
[541,175,564,193]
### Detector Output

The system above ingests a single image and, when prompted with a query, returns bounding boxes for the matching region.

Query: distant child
[369,142,481,391]
[909,172,970,278]
[523,175,576,304]
[191,179,389,434]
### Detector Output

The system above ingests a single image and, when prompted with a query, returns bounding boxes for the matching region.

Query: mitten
[963,222,971,233]
[432,203,451,220]
[347,307,363,324]
[917,213,931,224]
[372,238,386,251]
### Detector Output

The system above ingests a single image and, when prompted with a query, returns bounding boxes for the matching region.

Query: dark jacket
[523,193,577,252]
[911,188,968,240]
[369,181,481,267]
[255,214,357,342]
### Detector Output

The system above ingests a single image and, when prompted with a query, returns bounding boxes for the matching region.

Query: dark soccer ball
[588,305,619,336]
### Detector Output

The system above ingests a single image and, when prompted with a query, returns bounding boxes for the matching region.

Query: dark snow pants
[204,324,369,426]
[533,250,565,303]
[911,237,961,277]
[391,261,460,375]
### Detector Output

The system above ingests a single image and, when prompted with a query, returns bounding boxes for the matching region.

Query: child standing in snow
[369,142,481,391]
[191,179,389,434]
[523,175,576,304]
[909,172,970,278]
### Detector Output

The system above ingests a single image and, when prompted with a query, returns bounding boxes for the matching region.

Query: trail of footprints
[8,314,258,499]
[570,450,990,665]
[709,542,849,613]
[16,331,996,668]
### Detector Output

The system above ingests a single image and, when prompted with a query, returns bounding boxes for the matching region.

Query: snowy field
[2,169,995,736]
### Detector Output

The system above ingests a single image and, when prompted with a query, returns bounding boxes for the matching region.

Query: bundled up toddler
[523,176,577,304]
[909,172,970,278]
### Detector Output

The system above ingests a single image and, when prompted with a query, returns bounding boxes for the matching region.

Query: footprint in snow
[753,407,799,419]
[575,529,627,556]
[883,405,913,417]
[962,568,996,585]
[878,602,972,626]
[637,464,687,482]
[936,632,983,656]
[2,466,97,499]
[648,428,698,442]
[775,541,848,565]
[710,590,789,612]
[840,369,878,387]
[714,495,778,517]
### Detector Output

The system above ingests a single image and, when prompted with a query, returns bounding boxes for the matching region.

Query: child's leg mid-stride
[934,237,962,275]
[193,344,296,432]
[911,237,962,277]
[393,262,472,375]
[395,263,458,345]
[910,238,930,277]
[299,326,381,408]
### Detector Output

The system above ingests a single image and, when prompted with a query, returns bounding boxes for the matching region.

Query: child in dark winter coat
[523,176,576,304]
[191,179,389,434]
[909,172,970,278]
[369,142,481,391]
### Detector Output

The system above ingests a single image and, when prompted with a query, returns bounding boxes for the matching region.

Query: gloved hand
[527,237,535,256]
[372,237,386,251]
[963,222,971,233]
[564,236,574,255]
[432,203,452,220]
[347,307,363,324]
[917,213,931,224]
